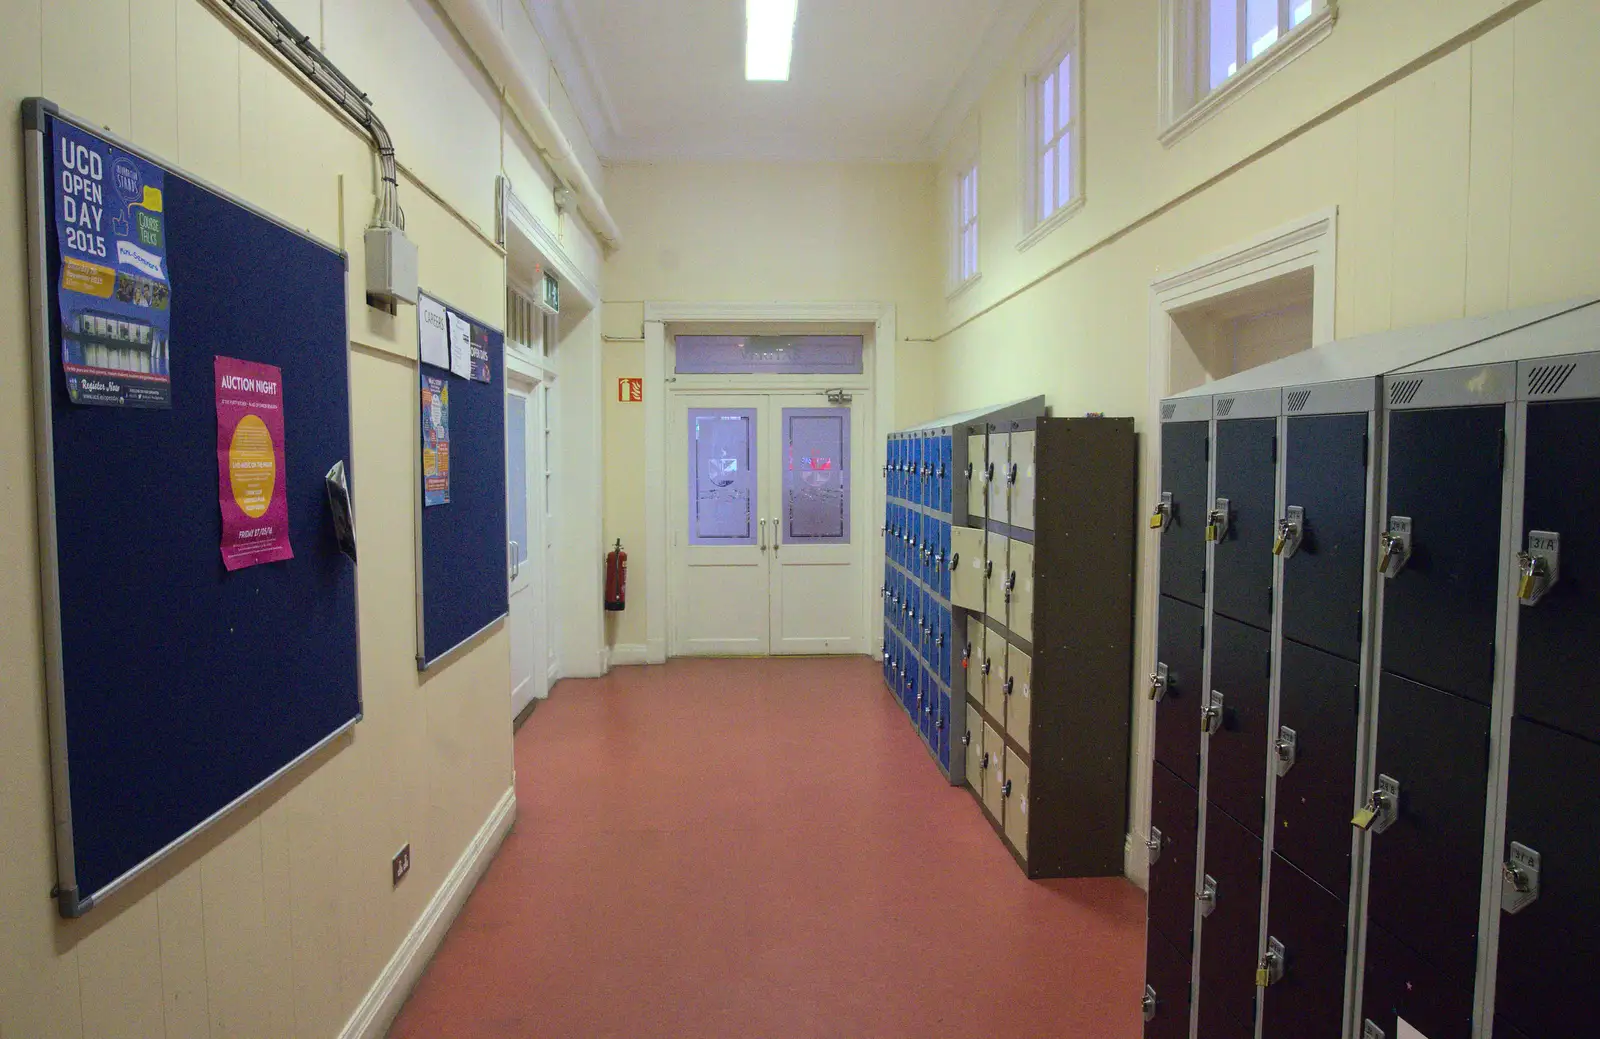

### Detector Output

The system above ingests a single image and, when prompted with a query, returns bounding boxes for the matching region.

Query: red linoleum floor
[388,657,1146,1039]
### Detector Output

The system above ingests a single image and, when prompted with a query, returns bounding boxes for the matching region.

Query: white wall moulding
[436,0,622,249]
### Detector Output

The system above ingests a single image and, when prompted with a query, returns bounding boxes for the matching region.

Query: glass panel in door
[782,408,851,545]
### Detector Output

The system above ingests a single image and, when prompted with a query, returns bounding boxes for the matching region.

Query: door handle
[772,517,781,553]
[509,541,520,580]
[759,518,767,551]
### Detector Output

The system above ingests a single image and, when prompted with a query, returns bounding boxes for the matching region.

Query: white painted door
[507,371,548,717]
[670,393,863,656]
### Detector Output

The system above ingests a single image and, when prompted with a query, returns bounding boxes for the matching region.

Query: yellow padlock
[1519,572,1537,600]
[1352,807,1378,831]
[1273,534,1288,556]
[1150,511,1166,530]
[1206,524,1218,543]
[1255,967,1272,988]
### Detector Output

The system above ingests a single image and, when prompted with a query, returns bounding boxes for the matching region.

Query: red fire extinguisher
[605,539,628,612]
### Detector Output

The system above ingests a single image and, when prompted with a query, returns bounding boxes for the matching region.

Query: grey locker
[1274,638,1360,898]
[1154,596,1205,787]
[1007,539,1034,643]
[1381,406,1507,706]
[1361,922,1474,1039]
[1212,417,1277,632]
[1159,420,1210,608]
[1282,412,1370,662]
[1148,762,1198,954]
[1207,615,1271,837]
[1493,718,1600,1039]
[987,430,1011,526]
[950,525,987,612]
[966,432,988,521]
[1198,806,1265,1039]
[1144,927,1193,1039]
[1011,429,1037,530]
[1367,673,1491,988]
[1513,398,1600,743]
[1260,855,1347,1039]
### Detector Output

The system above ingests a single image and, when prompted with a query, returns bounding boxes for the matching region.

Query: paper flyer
[53,122,174,408]
[418,293,450,370]
[215,357,294,571]
[422,373,450,507]
[469,323,491,383]
[447,311,472,379]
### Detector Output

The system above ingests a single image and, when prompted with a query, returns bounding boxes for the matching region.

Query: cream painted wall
[600,161,941,652]
[1,1,605,1036]
[928,0,1600,882]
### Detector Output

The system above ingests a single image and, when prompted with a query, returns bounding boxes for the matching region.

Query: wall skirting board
[338,786,517,1039]
[608,643,651,666]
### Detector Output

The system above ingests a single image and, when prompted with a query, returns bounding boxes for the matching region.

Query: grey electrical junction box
[365,224,418,305]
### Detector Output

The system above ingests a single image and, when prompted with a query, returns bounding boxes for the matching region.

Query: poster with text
[53,121,173,408]
[215,357,293,570]
[422,373,450,506]
[469,323,491,383]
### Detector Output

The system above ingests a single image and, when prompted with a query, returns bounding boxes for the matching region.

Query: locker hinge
[1205,436,1210,461]
[1200,568,1207,594]
[1362,432,1370,469]
[1271,435,1278,463]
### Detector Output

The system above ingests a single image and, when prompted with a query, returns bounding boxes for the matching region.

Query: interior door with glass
[673,397,771,655]
[507,370,548,717]
[768,397,863,654]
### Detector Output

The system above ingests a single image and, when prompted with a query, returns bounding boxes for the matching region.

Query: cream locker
[950,526,987,612]
[1010,430,1037,530]
[1007,540,1035,643]
[1005,644,1032,752]
[965,613,985,678]
[987,431,1010,526]
[965,433,988,520]
[965,703,984,796]
[982,625,1006,724]
[985,531,1009,624]
[1002,747,1030,855]
[982,721,1005,821]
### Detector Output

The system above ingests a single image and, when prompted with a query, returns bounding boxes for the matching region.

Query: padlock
[1198,875,1218,917]
[1274,506,1304,559]
[1206,498,1230,543]
[1517,532,1560,606]
[1146,826,1163,866]
[1501,842,1541,914]
[1201,691,1224,735]
[1378,517,1412,578]
[1150,492,1174,532]
[1149,663,1170,703]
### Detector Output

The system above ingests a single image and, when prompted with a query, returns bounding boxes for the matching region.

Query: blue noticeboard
[415,296,508,670]
[23,99,362,917]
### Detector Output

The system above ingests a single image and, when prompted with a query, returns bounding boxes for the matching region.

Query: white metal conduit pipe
[437,0,623,250]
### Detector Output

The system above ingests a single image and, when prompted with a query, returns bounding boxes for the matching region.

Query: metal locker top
[1212,386,1281,421]
[894,395,1046,433]
[1383,363,1517,410]
[1281,376,1378,416]
[1159,296,1598,406]
[1159,396,1209,423]
[1389,298,1600,377]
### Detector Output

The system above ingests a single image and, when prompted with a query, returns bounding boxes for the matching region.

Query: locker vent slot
[1285,390,1312,413]
[1389,378,1424,405]
[1161,402,1177,421]
[1527,363,1577,397]
[1215,398,1236,417]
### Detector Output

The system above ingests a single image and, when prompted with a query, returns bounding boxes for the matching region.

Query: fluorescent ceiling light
[746,0,798,81]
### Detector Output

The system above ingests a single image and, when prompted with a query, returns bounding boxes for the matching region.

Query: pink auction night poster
[214,355,294,571]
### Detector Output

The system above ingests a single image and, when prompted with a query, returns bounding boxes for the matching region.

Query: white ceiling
[542,0,1040,162]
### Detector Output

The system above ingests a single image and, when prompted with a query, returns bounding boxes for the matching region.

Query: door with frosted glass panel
[675,398,771,655]
[768,399,863,654]
[507,372,548,716]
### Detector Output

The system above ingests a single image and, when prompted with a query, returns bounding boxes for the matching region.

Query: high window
[1021,12,1083,249]
[952,161,980,291]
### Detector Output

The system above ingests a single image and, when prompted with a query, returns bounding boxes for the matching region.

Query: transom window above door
[674,335,864,376]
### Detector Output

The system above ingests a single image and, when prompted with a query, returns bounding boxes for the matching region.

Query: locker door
[1198,806,1265,1037]
[920,665,934,742]
[983,630,1006,725]
[1368,673,1490,987]
[966,433,987,521]
[940,435,953,513]
[1260,855,1347,1039]
[988,431,1011,526]
[913,436,925,506]
[985,531,1009,625]
[1274,639,1360,898]
[1008,539,1035,644]
[1493,719,1600,1039]
[965,702,984,795]
[1005,644,1032,753]
[950,526,987,612]
[966,614,985,692]
[1155,597,1206,787]
[1003,747,1030,857]
[1011,430,1037,531]
[1514,399,1600,743]
[1145,928,1194,1039]
[1283,413,1370,661]
[1148,762,1199,954]
[1160,420,1210,608]
[938,688,951,769]
[1212,418,1278,631]
[940,521,952,599]
[1381,406,1507,706]
[982,720,1005,821]
[939,608,952,685]
[1361,923,1474,1039]
[1207,616,1272,837]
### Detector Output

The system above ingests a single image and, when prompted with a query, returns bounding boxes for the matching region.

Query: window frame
[1018,4,1085,252]
[1159,0,1337,147]
[948,158,981,297]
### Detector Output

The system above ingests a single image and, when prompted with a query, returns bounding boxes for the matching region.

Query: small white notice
[446,310,472,379]
[418,294,450,370]
[1396,1019,1430,1039]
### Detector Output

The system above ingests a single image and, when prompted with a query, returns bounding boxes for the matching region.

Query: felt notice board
[415,295,508,670]
[23,99,362,917]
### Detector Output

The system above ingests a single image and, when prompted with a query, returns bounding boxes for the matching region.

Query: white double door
[507,369,551,718]
[671,392,865,656]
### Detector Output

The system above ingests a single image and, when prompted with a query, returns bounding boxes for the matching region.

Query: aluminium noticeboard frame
[22,98,362,917]
[413,289,510,672]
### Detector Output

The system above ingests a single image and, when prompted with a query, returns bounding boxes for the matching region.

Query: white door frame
[643,302,897,664]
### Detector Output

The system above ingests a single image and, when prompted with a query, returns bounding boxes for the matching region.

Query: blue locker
[919,513,931,586]
[919,436,929,506]
[920,666,934,743]
[940,435,952,512]
[911,436,922,506]
[887,438,897,500]
[940,608,952,684]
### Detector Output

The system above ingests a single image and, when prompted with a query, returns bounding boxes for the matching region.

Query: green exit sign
[541,272,560,315]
